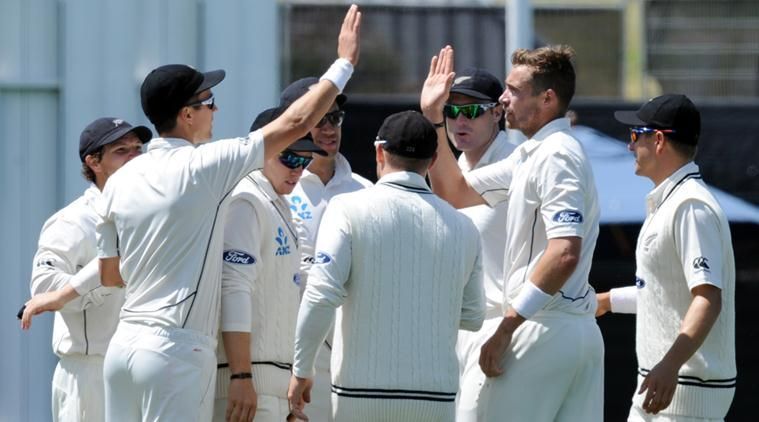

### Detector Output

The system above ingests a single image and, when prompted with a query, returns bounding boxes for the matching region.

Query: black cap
[79,117,152,162]
[279,77,347,108]
[614,94,701,145]
[449,67,504,102]
[376,111,437,159]
[249,107,327,156]
[140,64,225,125]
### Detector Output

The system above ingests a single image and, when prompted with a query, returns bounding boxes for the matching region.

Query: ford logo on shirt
[635,277,645,289]
[314,252,332,264]
[223,250,256,265]
[553,210,583,224]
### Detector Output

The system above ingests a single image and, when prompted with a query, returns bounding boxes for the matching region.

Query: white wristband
[319,58,354,93]
[510,280,553,319]
[609,286,637,314]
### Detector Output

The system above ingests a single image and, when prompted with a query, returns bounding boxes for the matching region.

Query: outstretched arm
[421,46,486,209]
[263,4,362,161]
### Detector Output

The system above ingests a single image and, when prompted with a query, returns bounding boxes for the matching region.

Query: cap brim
[196,69,226,93]
[449,88,496,102]
[287,139,328,156]
[130,126,153,143]
[614,110,647,126]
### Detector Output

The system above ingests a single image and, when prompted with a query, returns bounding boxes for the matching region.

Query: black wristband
[230,372,253,380]
[432,121,445,129]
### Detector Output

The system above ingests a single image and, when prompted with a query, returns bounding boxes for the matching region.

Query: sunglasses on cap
[443,103,499,120]
[629,127,676,143]
[278,151,313,169]
[187,95,215,110]
[316,110,345,128]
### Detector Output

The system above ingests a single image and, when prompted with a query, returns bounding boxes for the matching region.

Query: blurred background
[2,0,757,420]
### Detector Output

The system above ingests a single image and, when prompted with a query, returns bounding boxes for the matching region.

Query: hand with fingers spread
[420,45,456,121]
[337,4,362,66]
[225,378,257,422]
[479,309,524,378]
[638,359,679,414]
[287,375,313,421]
[20,284,79,330]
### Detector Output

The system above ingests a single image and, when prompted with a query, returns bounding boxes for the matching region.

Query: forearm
[292,295,336,378]
[99,257,124,287]
[222,331,253,374]
[660,287,721,369]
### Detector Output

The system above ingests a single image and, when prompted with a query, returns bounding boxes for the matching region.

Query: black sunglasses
[278,151,313,169]
[316,110,345,128]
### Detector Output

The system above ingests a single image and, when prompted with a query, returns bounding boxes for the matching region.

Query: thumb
[638,377,649,395]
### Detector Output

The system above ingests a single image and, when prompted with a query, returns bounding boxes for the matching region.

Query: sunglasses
[629,127,676,143]
[278,151,313,169]
[316,110,345,128]
[187,95,215,110]
[443,103,499,120]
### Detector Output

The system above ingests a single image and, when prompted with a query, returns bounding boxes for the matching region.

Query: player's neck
[308,155,336,185]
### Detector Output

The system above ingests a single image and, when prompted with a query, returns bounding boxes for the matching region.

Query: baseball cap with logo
[279,77,347,108]
[614,94,701,145]
[140,64,226,126]
[79,117,152,162]
[449,67,504,103]
[376,111,437,159]
[249,107,326,155]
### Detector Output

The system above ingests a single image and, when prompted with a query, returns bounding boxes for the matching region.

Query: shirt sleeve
[292,199,352,378]
[193,130,266,201]
[460,242,485,331]
[464,151,519,207]
[673,200,726,290]
[31,218,108,312]
[220,197,260,333]
[537,147,590,239]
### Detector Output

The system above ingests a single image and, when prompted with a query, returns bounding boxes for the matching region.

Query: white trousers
[52,354,105,422]
[478,312,604,422]
[213,393,289,422]
[454,317,501,422]
[103,322,217,422]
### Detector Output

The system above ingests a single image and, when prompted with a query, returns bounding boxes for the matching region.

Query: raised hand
[337,4,362,66]
[420,46,456,120]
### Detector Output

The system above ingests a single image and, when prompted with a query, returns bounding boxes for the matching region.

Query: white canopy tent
[572,125,759,225]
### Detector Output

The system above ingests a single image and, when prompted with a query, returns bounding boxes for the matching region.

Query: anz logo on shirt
[275,227,291,256]
[289,196,312,220]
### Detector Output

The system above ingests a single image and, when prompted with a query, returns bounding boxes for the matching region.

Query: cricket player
[213,107,326,422]
[288,111,485,422]
[597,94,736,421]
[21,5,362,421]
[23,117,150,421]
[443,67,517,421]
[423,45,604,421]
[279,76,373,421]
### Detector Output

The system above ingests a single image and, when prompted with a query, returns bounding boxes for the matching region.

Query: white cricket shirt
[31,185,124,356]
[465,118,600,316]
[96,132,265,339]
[457,130,517,318]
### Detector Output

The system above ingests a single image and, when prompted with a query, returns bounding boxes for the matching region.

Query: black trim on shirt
[331,385,457,402]
[381,181,432,194]
[638,368,736,389]
[521,209,540,286]
[657,172,702,211]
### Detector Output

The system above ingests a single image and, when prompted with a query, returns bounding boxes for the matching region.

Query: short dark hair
[511,45,576,114]
[668,137,698,160]
[81,148,104,183]
[383,152,433,174]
